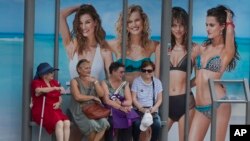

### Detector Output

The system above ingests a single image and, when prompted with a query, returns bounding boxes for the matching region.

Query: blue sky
[0,0,249,38]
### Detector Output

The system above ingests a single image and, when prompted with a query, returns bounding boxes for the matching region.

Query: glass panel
[0,0,24,140]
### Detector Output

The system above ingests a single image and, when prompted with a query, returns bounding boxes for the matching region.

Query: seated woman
[31,62,70,141]
[101,62,138,141]
[69,59,109,141]
[131,60,163,141]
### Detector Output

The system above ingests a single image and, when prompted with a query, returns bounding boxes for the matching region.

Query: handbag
[82,101,110,120]
[75,77,110,120]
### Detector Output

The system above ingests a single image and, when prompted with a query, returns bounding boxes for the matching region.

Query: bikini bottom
[169,92,195,121]
[195,96,228,119]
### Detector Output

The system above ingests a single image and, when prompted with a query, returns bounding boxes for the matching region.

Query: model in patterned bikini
[108,5,161,85]
[189,5,239,141]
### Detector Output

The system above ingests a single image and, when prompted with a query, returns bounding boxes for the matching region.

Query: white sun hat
[140,112,153,131]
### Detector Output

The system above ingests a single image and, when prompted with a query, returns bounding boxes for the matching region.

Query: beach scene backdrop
[0,0,249,140]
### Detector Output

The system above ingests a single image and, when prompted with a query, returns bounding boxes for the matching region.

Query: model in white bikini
[60,4,112,80]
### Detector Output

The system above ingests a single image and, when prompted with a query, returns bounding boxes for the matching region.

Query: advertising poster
[0,0,249,140]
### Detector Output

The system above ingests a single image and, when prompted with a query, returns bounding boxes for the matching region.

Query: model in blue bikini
[108,5,160,85]
[189,5,239,141]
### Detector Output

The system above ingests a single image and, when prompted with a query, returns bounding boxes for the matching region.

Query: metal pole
[22,0,35,141]
[184,0,193,141]
[121,0,128,65]
[243,79,250,124]
[209,79,218,141]
[159,0,172,140]
[54,0,60,80]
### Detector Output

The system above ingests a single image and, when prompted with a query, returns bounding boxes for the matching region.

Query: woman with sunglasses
[131,60,163,141]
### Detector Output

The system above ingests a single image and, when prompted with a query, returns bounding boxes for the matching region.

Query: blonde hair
[115,5,151,49]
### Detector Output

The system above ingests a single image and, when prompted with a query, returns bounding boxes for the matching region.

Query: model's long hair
[204,5,239,71]
[72,4,107,55]
[171,7,189,50]
[116,5,151,49]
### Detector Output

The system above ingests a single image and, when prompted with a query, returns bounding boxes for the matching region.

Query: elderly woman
[101,62,138,141]
[31,62,70,141]
[69,59,109,141]
[131,60,163,141]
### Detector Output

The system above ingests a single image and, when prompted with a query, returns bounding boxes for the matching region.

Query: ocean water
[0,33,249,140]
[0,33,249,100]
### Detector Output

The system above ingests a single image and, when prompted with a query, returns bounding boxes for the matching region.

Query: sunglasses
[141,69,154,73]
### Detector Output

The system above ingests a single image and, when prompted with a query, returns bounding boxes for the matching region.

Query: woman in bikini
[108,4,161,85]
[167,7,196,141]
[60,4,112,80]
[189,5,239,141]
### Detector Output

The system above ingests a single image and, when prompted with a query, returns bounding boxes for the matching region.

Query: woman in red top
[31,62,70,141]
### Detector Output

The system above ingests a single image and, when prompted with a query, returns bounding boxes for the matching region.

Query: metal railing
[208,79,250,141]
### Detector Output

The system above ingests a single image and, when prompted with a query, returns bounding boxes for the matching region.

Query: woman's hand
[114,99,122,105]
[53,101,61,109]
[86,76,98,84]
[92,96,101,103]
[150,106,157,114]
[139,107,150,113]
[119,106,130,113]
[225,10,233,23]
[59,86,66,94]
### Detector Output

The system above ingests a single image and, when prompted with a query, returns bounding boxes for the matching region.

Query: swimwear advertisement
[0,0,249,140]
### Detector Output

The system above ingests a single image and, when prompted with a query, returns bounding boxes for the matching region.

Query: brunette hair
[140,60,155,71]
[72,4,107,55]
[171,7,189,50]
[109,62,125,74]
[204,5,239,71]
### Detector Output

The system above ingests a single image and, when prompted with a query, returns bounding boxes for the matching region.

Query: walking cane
[38,96,46,141]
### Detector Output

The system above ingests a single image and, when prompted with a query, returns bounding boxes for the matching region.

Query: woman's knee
[56,120,64,129]
[63,120,71,128]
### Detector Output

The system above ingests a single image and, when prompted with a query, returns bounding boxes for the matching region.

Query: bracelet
[94,80,99,85]
[226,22,235,28]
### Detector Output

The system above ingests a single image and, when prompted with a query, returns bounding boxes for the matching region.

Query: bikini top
[116,57,151,72]
[195,55,222,72]
[170,54,192,72]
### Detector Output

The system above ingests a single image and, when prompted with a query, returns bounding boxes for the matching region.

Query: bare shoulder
[107,39,121,53]
[107,39,119,48]
[147,40,160,52]
[192,42,204,52]
[151,40,160,47]
[191,42,199,50]
[100,46,112,55]
[70,78,77,86]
